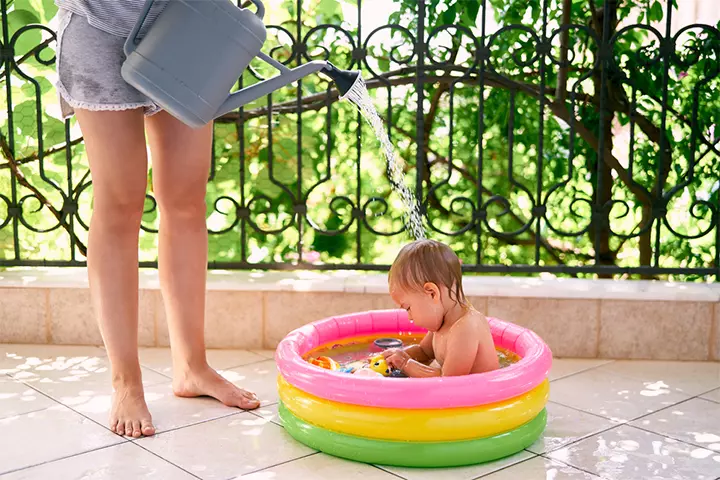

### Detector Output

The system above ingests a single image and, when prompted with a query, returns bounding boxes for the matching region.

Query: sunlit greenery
[1,0,719,279]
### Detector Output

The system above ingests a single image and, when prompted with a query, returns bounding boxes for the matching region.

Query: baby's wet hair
[388,239,467,307]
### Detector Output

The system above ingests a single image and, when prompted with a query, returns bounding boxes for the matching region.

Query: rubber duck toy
[368,354,391,376]
[308,356,339,370]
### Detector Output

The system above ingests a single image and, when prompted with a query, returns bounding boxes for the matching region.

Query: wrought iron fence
[1,0,719,278]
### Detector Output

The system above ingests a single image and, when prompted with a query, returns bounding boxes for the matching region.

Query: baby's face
[390,284,444,331]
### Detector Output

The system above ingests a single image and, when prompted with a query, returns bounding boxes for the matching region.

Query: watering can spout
[323,62,362,98]
[214,60,362,118]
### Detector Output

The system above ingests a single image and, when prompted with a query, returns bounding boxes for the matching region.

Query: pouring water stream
[339,76,427,240]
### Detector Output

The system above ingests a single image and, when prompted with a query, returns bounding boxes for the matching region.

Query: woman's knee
[157,187,207,221]
[93,191,147,231]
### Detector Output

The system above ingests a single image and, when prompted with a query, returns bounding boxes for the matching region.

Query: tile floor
[1,346,719,480]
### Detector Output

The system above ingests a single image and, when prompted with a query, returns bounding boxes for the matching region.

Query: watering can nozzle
[323,63,361,98]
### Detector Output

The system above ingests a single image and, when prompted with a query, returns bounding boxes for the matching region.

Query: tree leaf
[441,4,456,25]
[41,0,58,21]
[21,76,53,97]
[649,1,663,23]
[7,9,42,56]
[467,1,481,23]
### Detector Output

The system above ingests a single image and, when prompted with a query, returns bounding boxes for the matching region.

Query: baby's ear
[423,282,440,299]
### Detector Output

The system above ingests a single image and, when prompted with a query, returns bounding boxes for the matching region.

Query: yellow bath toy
[368,355,390,376]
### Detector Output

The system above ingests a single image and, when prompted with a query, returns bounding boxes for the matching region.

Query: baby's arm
[406,332,435,364]
[384,333,440,377]
[439,320,478,377]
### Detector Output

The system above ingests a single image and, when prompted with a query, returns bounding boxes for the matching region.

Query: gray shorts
[55,9,161,119]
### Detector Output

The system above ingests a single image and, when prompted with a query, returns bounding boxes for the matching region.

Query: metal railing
[1,0,719,279]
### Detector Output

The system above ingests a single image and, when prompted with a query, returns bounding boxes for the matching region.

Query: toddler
[383,240,499,377]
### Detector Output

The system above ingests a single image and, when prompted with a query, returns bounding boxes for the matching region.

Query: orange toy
[308,356,339,370]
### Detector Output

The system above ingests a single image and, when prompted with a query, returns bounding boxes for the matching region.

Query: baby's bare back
[434,310,499,374]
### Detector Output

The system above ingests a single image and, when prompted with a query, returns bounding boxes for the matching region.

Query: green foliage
[1,0,719,279]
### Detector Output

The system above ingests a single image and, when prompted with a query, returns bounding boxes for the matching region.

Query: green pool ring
[278,402,547,468]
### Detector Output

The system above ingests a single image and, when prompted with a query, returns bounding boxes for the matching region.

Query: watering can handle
[124,0,266,57]
[250,0,266,19]
[123,0,156,57]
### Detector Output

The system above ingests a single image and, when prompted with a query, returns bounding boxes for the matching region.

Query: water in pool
[306,334,520,371]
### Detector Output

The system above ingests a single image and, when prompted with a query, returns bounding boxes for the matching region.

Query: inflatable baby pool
[275,309,552,467]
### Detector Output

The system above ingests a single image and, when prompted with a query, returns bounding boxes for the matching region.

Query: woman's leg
[145,111,259,409]
[75,108,155,437]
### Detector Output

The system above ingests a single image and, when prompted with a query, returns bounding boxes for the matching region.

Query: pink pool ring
[275,309,552,409]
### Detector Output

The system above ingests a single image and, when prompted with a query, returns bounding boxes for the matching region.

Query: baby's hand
[383,349,411,371]
[381,348,402,359]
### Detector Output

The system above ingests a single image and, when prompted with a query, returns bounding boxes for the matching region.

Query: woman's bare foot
[110,384,155,438]
[173,364,260,410]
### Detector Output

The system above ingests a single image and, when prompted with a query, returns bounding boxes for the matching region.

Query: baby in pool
[383,239,499,377]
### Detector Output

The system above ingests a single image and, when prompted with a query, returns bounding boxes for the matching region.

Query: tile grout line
[700,394,720,405]
[625,387,717,423]
[552,361,720,398]
[552,362,635,383]
[544,397,623,423]
[370,464,406,479]
[695,384,720,399]
[138,353,273,380]
[129,410,247,439]
[523,417,625,457]
[239,403,354,478]
[237,452,319,478]
[549,389,702,430]
[540,389,718,471]
[6,377,74,412]
[520,422,628,477]
[548,359,616,383]
[536,453,606,479]
[140,365,173,380]
[541,414,718,480]
[9,379,126,434]
[469,451,540,480]
[6,373,190,439]
[528,420,625,457]
[9,356,277,441]
[588,369,718,388]
[131,440,204,479]
[629,422,720,454]
[219,355,276,371]
[246,402,280,426]
[1,427,200,480]
[0,405,58,422]
[547,397,626,422]
[0,440,130,477]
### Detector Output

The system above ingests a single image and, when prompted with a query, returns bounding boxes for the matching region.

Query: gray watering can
[121,0,360,128]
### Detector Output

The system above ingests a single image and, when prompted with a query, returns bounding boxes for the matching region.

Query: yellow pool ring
[277,376,549,442]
